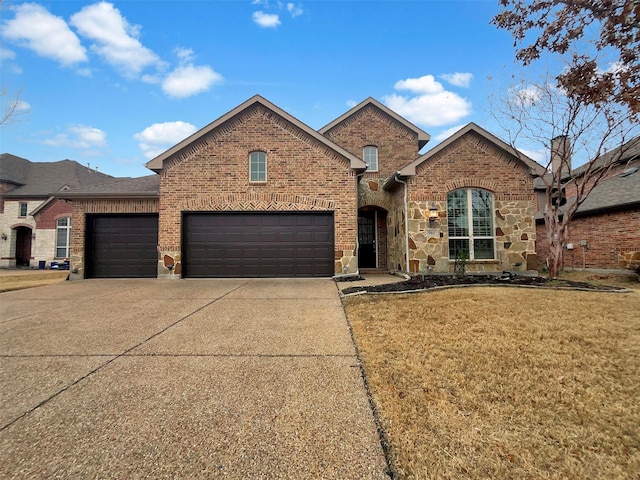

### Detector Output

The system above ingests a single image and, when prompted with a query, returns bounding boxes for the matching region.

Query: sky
[1,0,550,178]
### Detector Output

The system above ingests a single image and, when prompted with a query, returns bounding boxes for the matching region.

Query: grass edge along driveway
[345,286,640,479]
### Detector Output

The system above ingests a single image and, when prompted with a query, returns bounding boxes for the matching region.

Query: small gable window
[19,202,28,217]
[249,151,267,182]
[56,217,71,258]
[447,188,495,260]
[363,146,378,172]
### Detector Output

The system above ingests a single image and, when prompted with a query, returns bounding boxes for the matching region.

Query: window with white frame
[447,188,495,260]
[19,202,28,217]
[249,151,267,182]
[363,146,378,172]
[56,217,71,258]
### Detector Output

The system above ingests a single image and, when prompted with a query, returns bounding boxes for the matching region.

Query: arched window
[363,146,378,172]
[249,151,267,182]
[447,189,495,260]
[56,217,71,258]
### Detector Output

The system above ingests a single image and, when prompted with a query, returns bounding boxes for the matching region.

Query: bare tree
[493,0,640,117]
[491,76,639,278]
[1,87,26,126]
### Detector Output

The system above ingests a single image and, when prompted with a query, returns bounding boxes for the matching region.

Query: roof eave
[55,192,160,200]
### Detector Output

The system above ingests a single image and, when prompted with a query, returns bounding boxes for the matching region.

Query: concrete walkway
[0,278,388,479]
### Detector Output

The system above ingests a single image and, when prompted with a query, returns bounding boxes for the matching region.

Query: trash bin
[38,260,46,270]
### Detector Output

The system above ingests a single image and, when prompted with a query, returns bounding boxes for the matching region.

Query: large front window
[447,189,495,260]
[56,217,71,258]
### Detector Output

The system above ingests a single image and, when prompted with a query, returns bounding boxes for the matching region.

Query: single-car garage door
[183,212,334,278]
[85,214,158,278]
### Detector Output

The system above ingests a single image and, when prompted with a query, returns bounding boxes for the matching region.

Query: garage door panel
[86,214,158,278]
[183,212,334,278]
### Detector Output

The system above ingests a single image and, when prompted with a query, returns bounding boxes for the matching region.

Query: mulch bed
[339,273,629,295]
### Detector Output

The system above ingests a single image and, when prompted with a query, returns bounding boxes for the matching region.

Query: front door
[15,227,32,267]
[358,210,376,268]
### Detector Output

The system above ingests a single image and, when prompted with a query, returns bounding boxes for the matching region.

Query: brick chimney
[551,135,571,176]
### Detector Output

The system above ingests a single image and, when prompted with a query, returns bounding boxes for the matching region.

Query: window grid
[249,151,267,182]
[447,189,495,260]
[19,203,28,217]
[363,146,378,172]
[56,217,71,258]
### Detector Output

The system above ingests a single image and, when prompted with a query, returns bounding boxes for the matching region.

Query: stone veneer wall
[69,198,159,278]
[405,200,536,273]
[405,131,538,273]
[158,104,359,277]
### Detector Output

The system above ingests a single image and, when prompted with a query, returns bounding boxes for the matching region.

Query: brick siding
[536,208,640,269]
[158,104,358,276]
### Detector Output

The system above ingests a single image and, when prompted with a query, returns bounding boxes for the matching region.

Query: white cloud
[43,124,107,152]
[0,47,16,62]
[162,64,223,98]
[439,72,473,88]
[287,3,304,17]
[508,84,543,107]
[346,99,358,108]
[134,121,198,159]
[383,74,472,127]
[2,3,87,66]
[253,11,281,28]
[70,2,162,77]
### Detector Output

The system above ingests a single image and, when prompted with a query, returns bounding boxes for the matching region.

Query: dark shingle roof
[575,162,640,214]
[58,175,159,198]
[0,154,114,197]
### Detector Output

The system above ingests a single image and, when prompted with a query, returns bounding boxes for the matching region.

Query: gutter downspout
[395,173,410,274]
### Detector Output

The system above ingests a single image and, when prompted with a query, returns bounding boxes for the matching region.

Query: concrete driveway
[0,278,388,479]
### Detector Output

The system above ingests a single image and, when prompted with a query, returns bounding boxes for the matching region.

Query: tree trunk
[544,209,566,279]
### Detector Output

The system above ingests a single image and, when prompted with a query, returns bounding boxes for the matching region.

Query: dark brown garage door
[85,214,158,278]
[183,212,334,278]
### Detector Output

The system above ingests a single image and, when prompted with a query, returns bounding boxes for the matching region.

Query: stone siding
[406,131,537,273]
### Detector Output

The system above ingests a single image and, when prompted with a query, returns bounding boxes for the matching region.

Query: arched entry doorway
[358,206,388,271]
[15,226,32,267]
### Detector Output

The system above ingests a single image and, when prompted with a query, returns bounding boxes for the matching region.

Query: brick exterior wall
[404,131,537,273]
[323,104,423,272]
[69,198,159,277]
[536,208,640,270]
[158,103,358,277]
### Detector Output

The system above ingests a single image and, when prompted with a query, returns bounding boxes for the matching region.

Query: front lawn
[344,287,640,479]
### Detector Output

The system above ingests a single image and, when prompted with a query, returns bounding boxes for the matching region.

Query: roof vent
[618,167,638,177]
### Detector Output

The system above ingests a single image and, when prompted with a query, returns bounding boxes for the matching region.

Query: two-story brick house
[61,95,543,279]
[0,154,112,268]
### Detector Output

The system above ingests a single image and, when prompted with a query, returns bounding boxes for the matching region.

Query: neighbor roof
[575,163,640,214]
[394,122,544,178]
[0,154,113,197]
[318,97,431,150]
[145,95,367,172]
[57,175,159,199]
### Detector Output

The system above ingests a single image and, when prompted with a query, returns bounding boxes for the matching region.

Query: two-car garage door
[85,212,334,278]
[182,212,334,278]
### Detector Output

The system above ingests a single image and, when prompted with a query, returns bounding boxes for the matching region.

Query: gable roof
[57,175,159,199]
[0,154,113,197]
[318,97,431,149]
[396,122,544,178]
[146,95,367,172]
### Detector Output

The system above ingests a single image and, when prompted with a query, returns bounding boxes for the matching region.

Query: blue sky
[2,0,543,178]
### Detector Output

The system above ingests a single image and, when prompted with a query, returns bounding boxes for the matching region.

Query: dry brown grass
[0,271,69,292]
[345,287,640,479]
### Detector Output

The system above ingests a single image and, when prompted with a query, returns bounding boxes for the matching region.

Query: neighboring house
[0,154,112,268]
[60,95,543,279]
[535,136,640,270]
